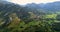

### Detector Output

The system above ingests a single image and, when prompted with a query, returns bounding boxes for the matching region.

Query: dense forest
[0,1,60,32]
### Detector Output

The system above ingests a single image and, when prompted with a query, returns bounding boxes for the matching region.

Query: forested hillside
[0,1,60,32]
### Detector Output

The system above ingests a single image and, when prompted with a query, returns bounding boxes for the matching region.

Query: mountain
[0,1,34,25]
[0,1,60,26]
[43,1,60,12]
[0,1,60,32]
[26,1,60,12]
[0,1,23,25]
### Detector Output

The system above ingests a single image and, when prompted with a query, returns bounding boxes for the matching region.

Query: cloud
[9,0,60,5]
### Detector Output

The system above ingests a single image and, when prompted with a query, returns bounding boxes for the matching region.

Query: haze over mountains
[26,1,60,12]
[1,1,60,12]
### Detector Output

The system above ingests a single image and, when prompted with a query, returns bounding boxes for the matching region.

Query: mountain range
[0,1,60,25]
[26,1,60,12]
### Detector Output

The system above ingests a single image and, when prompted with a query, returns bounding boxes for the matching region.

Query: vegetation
[0,1,60,32]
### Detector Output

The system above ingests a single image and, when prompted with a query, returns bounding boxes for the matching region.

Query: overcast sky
[7,0,60,5]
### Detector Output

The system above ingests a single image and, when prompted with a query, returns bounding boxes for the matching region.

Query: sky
[7,0,60,5]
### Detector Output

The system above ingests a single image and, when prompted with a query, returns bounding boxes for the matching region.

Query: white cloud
[9,0,60,5]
